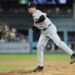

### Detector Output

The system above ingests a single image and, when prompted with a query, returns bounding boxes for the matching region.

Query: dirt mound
[0,61,75,75]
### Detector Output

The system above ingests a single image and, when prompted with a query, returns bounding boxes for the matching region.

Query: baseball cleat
[33,66,43,72]
[70,53,75,64]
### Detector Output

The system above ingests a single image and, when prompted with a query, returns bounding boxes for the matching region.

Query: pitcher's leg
[50,32,75,64]
[33,34,49,72]
[37,34,49,66]
[48,24,75,64]
[51,33,73,55]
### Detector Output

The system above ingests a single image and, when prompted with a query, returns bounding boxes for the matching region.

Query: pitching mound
[0,61,75,75]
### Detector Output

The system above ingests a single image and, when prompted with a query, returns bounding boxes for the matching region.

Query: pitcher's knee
[55,40,63,47]
[37,44,44,50]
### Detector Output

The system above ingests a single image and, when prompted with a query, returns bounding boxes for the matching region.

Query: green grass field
[0,54,70,71]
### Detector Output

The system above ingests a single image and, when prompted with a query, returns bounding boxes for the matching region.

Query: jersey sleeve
[35,15,45,23]
[36,11,45,19]
[33,10,46,24]
[35,11,45,18]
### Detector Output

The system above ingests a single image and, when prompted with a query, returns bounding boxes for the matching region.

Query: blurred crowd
[0,23,27,42]
[0,6,72,15]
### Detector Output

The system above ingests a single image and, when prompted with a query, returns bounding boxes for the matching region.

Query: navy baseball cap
[27,3,36,8]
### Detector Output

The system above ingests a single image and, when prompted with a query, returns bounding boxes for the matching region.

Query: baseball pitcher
[28,4,75,72]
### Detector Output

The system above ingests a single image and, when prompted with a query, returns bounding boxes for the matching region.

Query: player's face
[28,7,36,14]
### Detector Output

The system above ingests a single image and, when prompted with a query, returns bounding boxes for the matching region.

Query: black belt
[42,24,51,31]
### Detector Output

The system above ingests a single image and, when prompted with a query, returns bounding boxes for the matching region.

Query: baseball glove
[32,26,40,32]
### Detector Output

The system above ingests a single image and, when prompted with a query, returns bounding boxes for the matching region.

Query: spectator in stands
[0,23,9,42]
[0,22,28,42]
[10,28,16,41]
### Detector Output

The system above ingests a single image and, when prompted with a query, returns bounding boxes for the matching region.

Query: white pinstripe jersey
[32,10,53,29]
